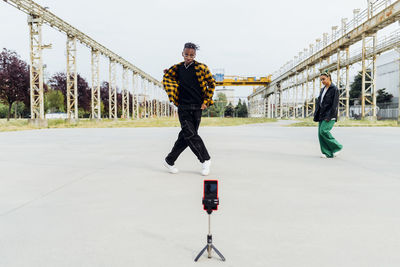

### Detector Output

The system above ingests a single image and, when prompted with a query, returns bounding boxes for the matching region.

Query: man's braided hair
[184,42,200,51]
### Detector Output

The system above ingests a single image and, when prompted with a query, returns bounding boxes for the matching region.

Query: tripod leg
[211,244,226,261]
[194,245,208,262]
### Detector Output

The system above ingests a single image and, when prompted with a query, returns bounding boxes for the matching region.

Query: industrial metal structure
[215,75,271,87]
[3,0,175,124]
[248,0,400,121]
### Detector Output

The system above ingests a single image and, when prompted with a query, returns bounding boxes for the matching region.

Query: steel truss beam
[149,82,154,117]
[301,71,305,118]
[66,35,78,120]
[290,87,295,118]
[109,59,117,119]
[4,0,161,87]
[132,73,138,119]
[91,49,101,119]
[304,67,312,117]
[122,67,130,119]
[142,78,147,118]
[4,0,163,122]
[284,89,289,118]
[248,0,400,118]
[361,33,377,118]
[270,0,400,86]
[337,48,350,118]
[28,15,45,121]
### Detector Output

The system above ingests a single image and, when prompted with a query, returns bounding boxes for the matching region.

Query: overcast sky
[0,0,394,98]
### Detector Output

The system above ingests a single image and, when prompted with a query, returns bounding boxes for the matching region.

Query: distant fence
[377,108,398,119]
[350,103,398,119]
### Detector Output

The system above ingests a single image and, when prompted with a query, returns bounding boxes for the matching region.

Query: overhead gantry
[215,75,271,87]
[3,0,175,124]
[248,0,400,120]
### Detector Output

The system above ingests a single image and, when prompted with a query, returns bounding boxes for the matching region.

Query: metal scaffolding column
[157,86,161,117]
[294,86,297,118]
[122,67,130,119]
[285,88,289,118]
[132,73,138,119]
[397,47,400,124]
[274,87,278,118]
[278,84,283,118]
[287,88,291,118]
[66,35,78,121]
[263,98,267,117]
[288,87,292,118]
[150,82,154,117]
[312,64,317,115]
[281,90,285,118]
[142,78,147,118]
[28,15,47,124]
[305,67,311,117]
[91,49,101,120]
[361,33,378,119]
[109,59,117,119]
[337,47,350,118]
[136,75,140,119]
[301,81,305,118]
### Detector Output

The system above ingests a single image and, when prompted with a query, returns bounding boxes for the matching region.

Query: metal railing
[271,0,395,80]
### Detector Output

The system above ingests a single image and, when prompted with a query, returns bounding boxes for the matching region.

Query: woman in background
[313,70,343,158]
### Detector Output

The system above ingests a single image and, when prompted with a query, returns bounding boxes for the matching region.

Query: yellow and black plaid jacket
[163,61,216,107]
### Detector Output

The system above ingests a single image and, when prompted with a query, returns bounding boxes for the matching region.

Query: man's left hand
[201,104,207,110]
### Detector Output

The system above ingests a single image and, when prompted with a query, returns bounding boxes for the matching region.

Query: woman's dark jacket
[313,84,339,122]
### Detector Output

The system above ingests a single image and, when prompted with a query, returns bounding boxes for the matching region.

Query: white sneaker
[164,160,178,174]
[201,160,211,176]
[333,150,341,157]
[320,154,327,158]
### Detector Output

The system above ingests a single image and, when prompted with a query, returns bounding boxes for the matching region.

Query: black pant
[166,105,211,165]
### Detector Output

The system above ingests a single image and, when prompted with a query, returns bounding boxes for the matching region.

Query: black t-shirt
[177,63,203,105]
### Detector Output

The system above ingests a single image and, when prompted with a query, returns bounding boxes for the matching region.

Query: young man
[313,70,343,158]
[162,42,216,176]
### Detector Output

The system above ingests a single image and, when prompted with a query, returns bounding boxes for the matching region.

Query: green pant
[318,120,343,158]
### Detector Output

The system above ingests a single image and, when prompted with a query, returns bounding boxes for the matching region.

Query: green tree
[203,104,217,117]
[11,101,25,118]
[214,93,227,117]
[238,100,248,117]
[224,103,234,117]
[203,93,228,117]
[235,99,243,117]
[349,72,362,105]
[0,102,8,118]
[0,49,30,121]
[377,88,393,106]
[350,71,374,106]
[45,89,65,113]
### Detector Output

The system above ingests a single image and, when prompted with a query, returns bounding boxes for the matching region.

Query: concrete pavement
[0,122,399,267]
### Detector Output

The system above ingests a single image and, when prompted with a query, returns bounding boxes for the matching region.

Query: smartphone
[203,180,218,211]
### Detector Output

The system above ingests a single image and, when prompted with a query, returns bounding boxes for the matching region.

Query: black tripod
[194,210,225,262]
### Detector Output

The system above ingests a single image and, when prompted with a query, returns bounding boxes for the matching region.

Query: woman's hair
[320,70,331,79]
[184,42,200,51]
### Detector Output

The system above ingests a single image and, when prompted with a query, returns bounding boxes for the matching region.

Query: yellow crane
[215,75,272,87]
